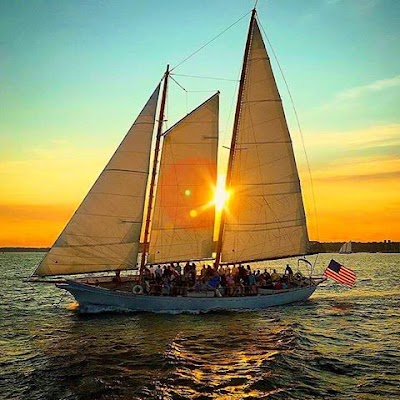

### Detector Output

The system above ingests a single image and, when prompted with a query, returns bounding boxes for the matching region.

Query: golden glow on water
[160,329,288,399]
[67,302,79,311]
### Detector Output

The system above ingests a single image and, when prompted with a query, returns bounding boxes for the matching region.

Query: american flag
[323,259,356,287]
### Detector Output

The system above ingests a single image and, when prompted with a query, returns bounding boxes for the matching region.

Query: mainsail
[220,17,309,264]
[34,85,160,276]
[148,93,219,263]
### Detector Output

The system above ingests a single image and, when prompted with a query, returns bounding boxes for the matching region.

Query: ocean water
[1,252,400,400]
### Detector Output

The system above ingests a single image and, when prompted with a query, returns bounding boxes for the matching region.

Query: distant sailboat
[339,241,352,254]
[28,8,325,313]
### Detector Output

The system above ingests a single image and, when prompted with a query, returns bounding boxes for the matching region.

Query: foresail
[347,242,352,253]
[221,20,309,263]
[34,85,160,276]
[339,241,352,254]
[148,93,219,264]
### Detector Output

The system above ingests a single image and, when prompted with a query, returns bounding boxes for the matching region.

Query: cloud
[310,153,400,183]
[296,124,400,186]
[336,75,400,101]
[318,75,400,110]
[317,169,400,183]
[304,123,400,151]
[325,0,379,11]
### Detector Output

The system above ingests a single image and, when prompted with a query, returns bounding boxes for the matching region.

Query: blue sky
[0,0,399,244]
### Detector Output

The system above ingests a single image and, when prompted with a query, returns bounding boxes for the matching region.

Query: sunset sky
[1,0,399,247]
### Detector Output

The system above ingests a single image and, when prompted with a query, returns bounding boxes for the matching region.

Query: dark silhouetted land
[1,242,399,254]
[0,247,49,252]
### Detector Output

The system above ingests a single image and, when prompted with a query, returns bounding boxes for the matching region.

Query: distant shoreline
[1,241,399,254]
[0,247,50,252]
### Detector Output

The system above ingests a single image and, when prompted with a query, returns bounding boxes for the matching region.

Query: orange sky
[1,123,399,247]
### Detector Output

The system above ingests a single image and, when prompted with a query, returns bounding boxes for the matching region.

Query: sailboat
[339,241,352,254]
[28,9,325,313]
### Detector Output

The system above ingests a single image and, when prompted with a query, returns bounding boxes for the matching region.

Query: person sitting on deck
[284,264,295,285]
[219,270,227,296]
[280,276,289,289]
[264,269,272,283]
[231,264,239,277]
[155,264,162,277]
[274,280,283,290]
[184,262,190,275]
[190,263,197,285]
[112,270,122,284]
[285,264,294,276]
[226,273,235,296]
[149,265,156,280]
[257,274,267,288]
[200,265,207,279]
[248,272,257,294]
[144,266,151,279]
[270,269,280,282]
[162,275,171,295]
[233,270,244,296]
[207,275,220,289]
[205,265,213,280]
[175,263,182,276]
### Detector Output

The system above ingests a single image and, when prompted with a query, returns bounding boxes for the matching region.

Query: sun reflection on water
[152,319,294,399]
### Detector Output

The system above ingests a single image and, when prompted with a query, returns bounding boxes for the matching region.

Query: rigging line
[312,252,320,275]
[258,18,320,242]
[171,10,251,72]
[170,75,187,92]
[172,73,239,82]
[186,90,220,93]
[222,65,241,160]
[169,75,189,114]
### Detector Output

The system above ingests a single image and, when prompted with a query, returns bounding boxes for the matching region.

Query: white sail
[221,20,309,263]
[339,241,352,254]
[148,93,219,263]
[34,85,160,276]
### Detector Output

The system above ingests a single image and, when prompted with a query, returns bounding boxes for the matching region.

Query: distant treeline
[310,241,400,253]
[0,247,49,252]
[1,242,399,254]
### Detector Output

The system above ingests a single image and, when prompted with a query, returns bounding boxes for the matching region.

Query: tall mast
[140,65,170,275]
[215,9,256,268]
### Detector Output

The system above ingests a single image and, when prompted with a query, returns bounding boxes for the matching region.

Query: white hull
[56,280,319,314]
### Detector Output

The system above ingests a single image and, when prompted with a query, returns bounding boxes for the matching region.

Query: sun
[214,174,230,211]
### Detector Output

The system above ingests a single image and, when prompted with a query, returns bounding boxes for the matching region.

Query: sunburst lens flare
[214,174,230,211]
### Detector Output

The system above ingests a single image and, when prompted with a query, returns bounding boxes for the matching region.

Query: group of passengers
[139,262,309,296]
